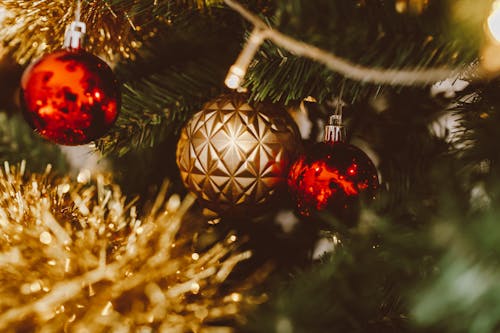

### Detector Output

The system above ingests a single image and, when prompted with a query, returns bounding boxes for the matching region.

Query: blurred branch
[224,0,462,85]
[0,113,68,173]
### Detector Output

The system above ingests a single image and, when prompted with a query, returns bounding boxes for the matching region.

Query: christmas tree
[0,0,499,332]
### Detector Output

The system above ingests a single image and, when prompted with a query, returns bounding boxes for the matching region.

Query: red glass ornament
[20,50,120,145]
[288,142,379,217]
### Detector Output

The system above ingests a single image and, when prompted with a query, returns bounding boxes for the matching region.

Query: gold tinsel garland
[0,0,223,64]
[0,161,265,332]
[1,0,137,64]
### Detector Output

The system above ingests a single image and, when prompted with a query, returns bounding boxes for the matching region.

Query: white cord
[75,0,82,22]
[223,0,464,86]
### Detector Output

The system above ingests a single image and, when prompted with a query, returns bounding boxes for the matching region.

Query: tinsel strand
[0,162,266,332]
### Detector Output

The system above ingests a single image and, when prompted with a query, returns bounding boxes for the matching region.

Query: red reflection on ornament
[288,142,379,217]
[20,49,120,145]
[347,164,357,176]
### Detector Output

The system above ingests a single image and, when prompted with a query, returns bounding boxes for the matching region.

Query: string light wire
[223,0,464,88]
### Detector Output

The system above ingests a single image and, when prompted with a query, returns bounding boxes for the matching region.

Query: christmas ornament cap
[64,20,86,50]
[324,114,345,143]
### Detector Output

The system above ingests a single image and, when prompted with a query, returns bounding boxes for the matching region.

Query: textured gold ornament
[176,93,302,216]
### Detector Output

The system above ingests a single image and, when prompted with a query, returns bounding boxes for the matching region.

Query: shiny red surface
[288,142,379,217]
[20,50,120,145]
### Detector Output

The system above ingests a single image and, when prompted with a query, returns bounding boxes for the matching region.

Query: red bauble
[288,142,379,217]
[20,50,120,145]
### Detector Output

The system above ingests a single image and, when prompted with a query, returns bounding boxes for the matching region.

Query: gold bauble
[176,93,302,216]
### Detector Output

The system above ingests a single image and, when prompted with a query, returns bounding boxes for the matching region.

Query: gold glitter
[77,169,91,184]
[0,164,267,331]
[395,0,429,14]
[39,231,52,245]
[208,218,221,225]
[166,194,181,212]
[64,258,71,273]
[190,282,200,294]
[230,292,242,302]
[101,302,113,316]
[88,284,95,297]
[304,96,317,102]
[194,307,209,320]
[57,184,70,194]
[30,281,41,293]
[20,284,31,295]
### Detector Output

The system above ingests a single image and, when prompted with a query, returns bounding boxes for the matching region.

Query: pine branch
[411,191,500,332]
[243,219,436,333]
[0,0,262,64]
[104,0,225,15]
[0,113,68,173]
[90,0,268,25]
[244,0,489,104]
[96,58,225,156]
[242,150,478,333]
[96,9,245,155]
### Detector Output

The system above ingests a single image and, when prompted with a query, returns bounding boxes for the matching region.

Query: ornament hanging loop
[64,0,86,50]
[324,80,346,144]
